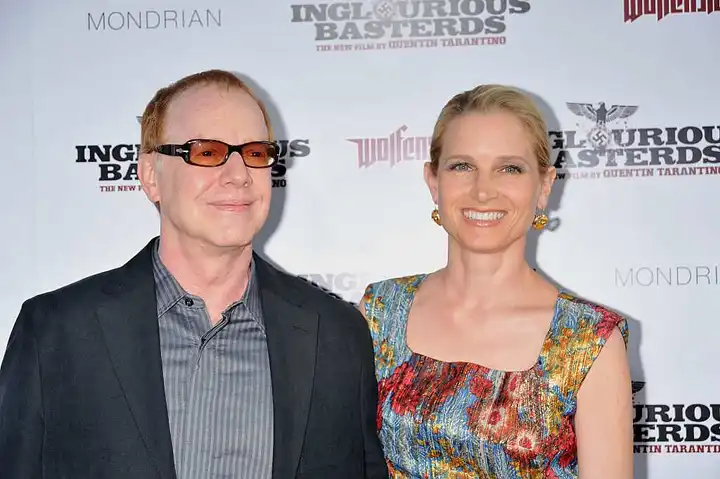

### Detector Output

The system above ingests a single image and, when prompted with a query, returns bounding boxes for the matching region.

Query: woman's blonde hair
[429,85,551,174]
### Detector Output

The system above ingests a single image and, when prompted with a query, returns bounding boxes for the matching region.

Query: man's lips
[209,201,252,212]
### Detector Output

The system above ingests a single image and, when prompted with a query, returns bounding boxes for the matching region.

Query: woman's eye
[449,162,472,171]
[502,164,523,174]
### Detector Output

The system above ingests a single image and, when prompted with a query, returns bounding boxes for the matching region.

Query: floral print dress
[362,274,628,479]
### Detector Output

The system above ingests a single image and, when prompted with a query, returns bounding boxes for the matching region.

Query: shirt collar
[151,239,263,325]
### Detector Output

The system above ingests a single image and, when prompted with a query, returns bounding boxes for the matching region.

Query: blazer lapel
[95,241,176,479]
[255,256,319,479]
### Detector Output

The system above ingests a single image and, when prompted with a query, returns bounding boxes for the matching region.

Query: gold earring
[532,209,549,230]
[431,208,441,226]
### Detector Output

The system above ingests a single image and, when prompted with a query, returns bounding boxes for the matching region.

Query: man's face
[139,84,272,250]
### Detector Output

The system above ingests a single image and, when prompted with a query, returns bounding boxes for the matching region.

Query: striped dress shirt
[151,243,273,479]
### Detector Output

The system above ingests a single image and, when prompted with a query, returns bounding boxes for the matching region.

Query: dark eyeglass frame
[153,139,279,168]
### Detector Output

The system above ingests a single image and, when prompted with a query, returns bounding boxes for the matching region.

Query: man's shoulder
[23,240,154,312]
[272,266,357,311]
[273,270,371,341]
[255,258,360,319]
[22,265,127,314]
[19,244,153,323]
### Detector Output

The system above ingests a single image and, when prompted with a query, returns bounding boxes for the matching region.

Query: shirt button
[184,298,194,307]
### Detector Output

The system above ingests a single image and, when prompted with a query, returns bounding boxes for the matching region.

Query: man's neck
[157,236,254,322]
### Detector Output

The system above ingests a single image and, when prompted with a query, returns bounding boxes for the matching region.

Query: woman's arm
[575,327,634,478]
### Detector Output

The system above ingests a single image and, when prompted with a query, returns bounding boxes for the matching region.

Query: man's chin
[204,233,256,250]
[164,228,255,251]
[160,216,264,250]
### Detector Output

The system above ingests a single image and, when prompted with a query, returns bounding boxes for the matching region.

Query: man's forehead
[166,84,257,116]
[163,85,266,137]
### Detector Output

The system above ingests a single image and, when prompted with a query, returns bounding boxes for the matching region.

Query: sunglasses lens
[241,142,278,167]
[188,140,229,166]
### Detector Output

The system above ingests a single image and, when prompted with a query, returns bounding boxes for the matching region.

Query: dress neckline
[400,273,564,374]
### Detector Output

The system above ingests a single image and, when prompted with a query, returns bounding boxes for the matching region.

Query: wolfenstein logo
[348,125,431,168]
[624,0,720,23]
[566,102,639,152]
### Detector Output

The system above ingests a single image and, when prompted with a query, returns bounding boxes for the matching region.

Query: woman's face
[425,110,555,254]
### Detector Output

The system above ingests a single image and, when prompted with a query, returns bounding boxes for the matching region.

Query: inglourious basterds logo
[549,101,720,181]
[632,381,720,455]
[290,0,531,52]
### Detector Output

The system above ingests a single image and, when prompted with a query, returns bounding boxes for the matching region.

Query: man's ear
[138,152,161,204]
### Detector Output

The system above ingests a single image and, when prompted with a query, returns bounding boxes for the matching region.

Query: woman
[358,85,633,478]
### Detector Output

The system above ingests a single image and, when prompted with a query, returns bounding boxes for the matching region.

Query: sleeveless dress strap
[545,294,630,414]
[361,275,426,380]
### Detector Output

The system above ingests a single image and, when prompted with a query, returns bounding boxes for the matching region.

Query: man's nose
[218,151,252,187]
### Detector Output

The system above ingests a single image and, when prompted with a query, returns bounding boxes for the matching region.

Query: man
[0,70,387,479]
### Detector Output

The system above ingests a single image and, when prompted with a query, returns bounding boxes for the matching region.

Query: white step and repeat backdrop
[1,0,718,477]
